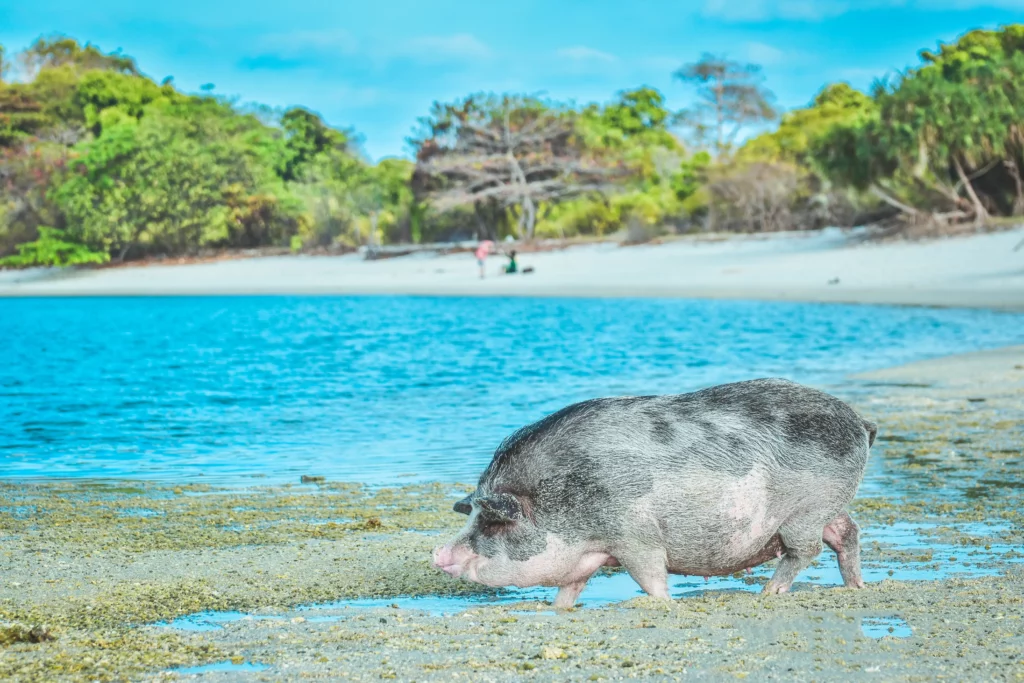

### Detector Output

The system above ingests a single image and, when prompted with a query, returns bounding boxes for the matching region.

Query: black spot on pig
[649,415,676,444]
[784,411,863,462]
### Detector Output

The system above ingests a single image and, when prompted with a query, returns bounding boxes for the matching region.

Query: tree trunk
[714,82,725,157]
[523,195,536,240]
[953,156,988,229]
[870,185,919,218]
[1005,157,1024,216]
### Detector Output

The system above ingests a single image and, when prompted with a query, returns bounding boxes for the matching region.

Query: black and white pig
[432,378,876,607]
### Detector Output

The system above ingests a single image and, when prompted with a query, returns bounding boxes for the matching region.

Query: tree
[412,93,623,239]
[739,83,875,166]
[674,54,777,157]
[277,107,349,182]
[0,143,71,255]
[0,227,108,267]
[18,36,139,78]
[814,27,1024,229]
[53,102,304,259]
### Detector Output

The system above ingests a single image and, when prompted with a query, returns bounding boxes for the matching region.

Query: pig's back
[481,378,873,511]
[635,377,874,476]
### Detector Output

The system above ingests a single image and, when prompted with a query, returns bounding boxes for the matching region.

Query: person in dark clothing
[504,250,518,274]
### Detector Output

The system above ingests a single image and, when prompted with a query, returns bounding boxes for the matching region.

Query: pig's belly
[665,533,784,576]
[651,467,789,575]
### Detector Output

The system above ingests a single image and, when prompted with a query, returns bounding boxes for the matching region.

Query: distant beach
[2,227,1024,310]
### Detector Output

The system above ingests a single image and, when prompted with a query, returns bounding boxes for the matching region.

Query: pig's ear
[453,496,473,515]
[475,493,524,522]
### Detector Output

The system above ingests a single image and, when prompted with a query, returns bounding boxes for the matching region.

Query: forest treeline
[1,25,1022,266]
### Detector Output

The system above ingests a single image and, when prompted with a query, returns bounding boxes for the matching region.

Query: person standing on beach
[475,240,493,279]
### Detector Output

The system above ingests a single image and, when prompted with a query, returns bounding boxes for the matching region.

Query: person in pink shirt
[475,240,493,279]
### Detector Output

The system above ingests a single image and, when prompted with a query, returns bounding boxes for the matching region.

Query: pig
[431,378,876,607]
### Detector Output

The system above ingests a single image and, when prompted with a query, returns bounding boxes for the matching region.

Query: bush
[0,227,109,267]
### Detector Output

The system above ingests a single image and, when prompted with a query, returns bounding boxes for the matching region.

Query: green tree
[18,35,139,78]
[278,107,350,182]
[740,83,875,165]
[53,102,304,259]
[0,226,108,267]
[74,70,176,135]
[815,26,1024,227]
[674,54,777,157]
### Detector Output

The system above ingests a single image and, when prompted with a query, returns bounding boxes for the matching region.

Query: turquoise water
[169,660,269,674]
[2,296,1023,485]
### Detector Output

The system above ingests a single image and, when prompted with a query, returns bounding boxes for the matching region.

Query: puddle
[169,660,269,675]
[861,617,912,639]
[159,611,284,631]
[158,520,1023,630]
[118,507,163,518]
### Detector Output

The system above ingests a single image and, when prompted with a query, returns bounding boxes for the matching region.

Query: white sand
[853,344,1024,389]
[3,227,1024,309]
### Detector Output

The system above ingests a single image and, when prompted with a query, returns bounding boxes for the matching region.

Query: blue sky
[2,1,1022,160]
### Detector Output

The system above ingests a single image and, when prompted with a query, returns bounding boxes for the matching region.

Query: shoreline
[3,284,1024,312]
[2,227,1024,310]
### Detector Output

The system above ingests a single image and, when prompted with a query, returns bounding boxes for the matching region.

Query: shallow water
[169,660,269,674]
[861,617,912,639]
[4,296,1024,485]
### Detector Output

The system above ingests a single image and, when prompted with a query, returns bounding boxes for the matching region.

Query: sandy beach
[0,345,1022,681]
[2,228,1024,309]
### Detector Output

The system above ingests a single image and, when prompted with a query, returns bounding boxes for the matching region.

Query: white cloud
[745,41,786,65]
[940,0,1024,6]
[704,0,1024,22]
[399,34,492,62]
[703,0,852,21]
[556,46,619,64]
[252,31,489,68]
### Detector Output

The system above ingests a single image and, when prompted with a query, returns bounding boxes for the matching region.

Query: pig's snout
[432,543,476,579]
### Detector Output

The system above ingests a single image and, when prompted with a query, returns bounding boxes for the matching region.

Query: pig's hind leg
[763,514,829,595]
[822,511,865,588]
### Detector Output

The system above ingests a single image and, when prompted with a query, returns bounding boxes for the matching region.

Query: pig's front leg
[618,548,670,600]
[553,581,588,608]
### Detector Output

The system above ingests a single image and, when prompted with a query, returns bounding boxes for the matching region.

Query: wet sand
[0,346,1022,681]
[2,228,1024,310]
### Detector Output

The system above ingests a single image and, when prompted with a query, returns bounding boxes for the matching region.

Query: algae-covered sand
[1,347,1023,681]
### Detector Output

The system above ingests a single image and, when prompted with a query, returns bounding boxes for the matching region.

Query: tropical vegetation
[1,26,1021,266]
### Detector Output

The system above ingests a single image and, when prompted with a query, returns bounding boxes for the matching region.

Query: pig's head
[431,491,550,587]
